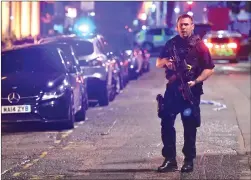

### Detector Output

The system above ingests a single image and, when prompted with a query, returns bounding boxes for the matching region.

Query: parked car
[1,44,87,129]
[141,48,151,73]
[39,35,120,106]
[127,47,151,79]
[42,41,89,116]
[236,35,251,62]
[202,30,244,63]
[103,42,131,91]
[134,27,176,51]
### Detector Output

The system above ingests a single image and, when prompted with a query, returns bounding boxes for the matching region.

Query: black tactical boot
[157,158,178,172]
[181,160,194,173]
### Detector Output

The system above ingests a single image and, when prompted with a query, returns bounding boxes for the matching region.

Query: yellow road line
[23,163,33,169]
[62,145,71,150]
[30,175,42,180]
[61,130,73,138]
[13,172,21,177]
[54,140,61,144]
[61,134,69,139]
[39,152,47,158]
[33,159,39,163]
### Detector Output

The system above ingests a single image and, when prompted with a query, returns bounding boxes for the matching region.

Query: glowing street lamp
[187,1,193,5]
[187,1,193,11]
[139,13,147,21]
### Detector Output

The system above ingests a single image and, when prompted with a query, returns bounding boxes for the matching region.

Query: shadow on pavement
[65,154,250,180]
[70,168,156,173]
[1,122,68,134]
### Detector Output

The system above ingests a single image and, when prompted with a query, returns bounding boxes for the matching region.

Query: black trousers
[161,86,201,160]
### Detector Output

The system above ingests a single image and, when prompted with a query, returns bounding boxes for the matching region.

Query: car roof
[1,43,57,53]
[37,34,105,45]
[204,30,242,39]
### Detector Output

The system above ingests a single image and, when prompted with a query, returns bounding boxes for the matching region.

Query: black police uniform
[158,34,215,172]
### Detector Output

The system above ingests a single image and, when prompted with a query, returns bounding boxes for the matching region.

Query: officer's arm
[195,69,214,83]
[195,42,215,83]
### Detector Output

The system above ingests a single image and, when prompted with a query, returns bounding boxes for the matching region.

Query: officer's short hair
[177,14,193,24]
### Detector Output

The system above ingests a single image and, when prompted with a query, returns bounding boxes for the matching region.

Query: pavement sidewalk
[200,74,251,179]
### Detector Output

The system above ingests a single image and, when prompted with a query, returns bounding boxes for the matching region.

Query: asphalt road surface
[1,58,251,180]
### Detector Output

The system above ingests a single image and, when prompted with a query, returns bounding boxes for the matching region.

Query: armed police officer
[156,14,215,173]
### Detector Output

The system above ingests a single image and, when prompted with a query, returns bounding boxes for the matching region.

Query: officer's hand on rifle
[187,80,196,87]
[165,59,174,70]
[156,58,174,69]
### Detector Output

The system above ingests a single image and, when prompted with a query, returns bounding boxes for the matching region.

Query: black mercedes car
[1,44,87,129]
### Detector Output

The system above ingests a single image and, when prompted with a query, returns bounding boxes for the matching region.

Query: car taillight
[227,43,237,49]
[205,42,213,48]
[133,51,137,56]
[76,76,83,83]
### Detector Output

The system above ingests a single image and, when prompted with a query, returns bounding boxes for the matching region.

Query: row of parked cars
[1,34,151,129]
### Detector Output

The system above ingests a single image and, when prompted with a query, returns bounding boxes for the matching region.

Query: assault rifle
[171,44,197,107]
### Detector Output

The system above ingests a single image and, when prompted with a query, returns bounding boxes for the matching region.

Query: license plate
[1,105,31,114]
[210,48,235,56]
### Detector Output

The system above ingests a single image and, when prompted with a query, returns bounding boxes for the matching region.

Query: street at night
[1,58,251,179]
[1,1,251,180]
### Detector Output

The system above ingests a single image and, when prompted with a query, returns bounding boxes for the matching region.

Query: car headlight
[42,84,67,100]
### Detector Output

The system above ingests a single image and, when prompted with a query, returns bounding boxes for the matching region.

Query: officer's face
[177,17,194,39]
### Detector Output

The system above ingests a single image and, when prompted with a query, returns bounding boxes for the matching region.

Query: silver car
[74,37,119,106]
[38,35,120,106]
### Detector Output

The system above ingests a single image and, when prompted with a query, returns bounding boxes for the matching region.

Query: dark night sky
[94,2,142,49]
[94,2,142,34]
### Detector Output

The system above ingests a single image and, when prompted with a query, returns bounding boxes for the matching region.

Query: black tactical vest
[165,35,204,95]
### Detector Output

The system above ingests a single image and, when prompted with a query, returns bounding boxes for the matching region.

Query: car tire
[146,63,150,72]
[142,42,154,52]
[62,98,75,129]
[143,62,150,72]
[99,85,109,106]
[75,97,86,122]
[109,78,117,102]
[115,75,121,94]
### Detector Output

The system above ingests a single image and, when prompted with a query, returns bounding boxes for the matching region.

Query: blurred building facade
[1,1,40,40]
[136,1,250,36]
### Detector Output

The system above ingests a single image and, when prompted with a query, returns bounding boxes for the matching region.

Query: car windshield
[73,41,94,57]
[1,47,66,75]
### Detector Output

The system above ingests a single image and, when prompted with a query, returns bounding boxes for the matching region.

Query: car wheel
[146,63,150,72]
[109,78,117,101]
[132,71,139,80]
[75,96,86,122]
[99,84,109,106]
[62,98,75,129]
[142,42,154,52]
[116,75,122,93]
